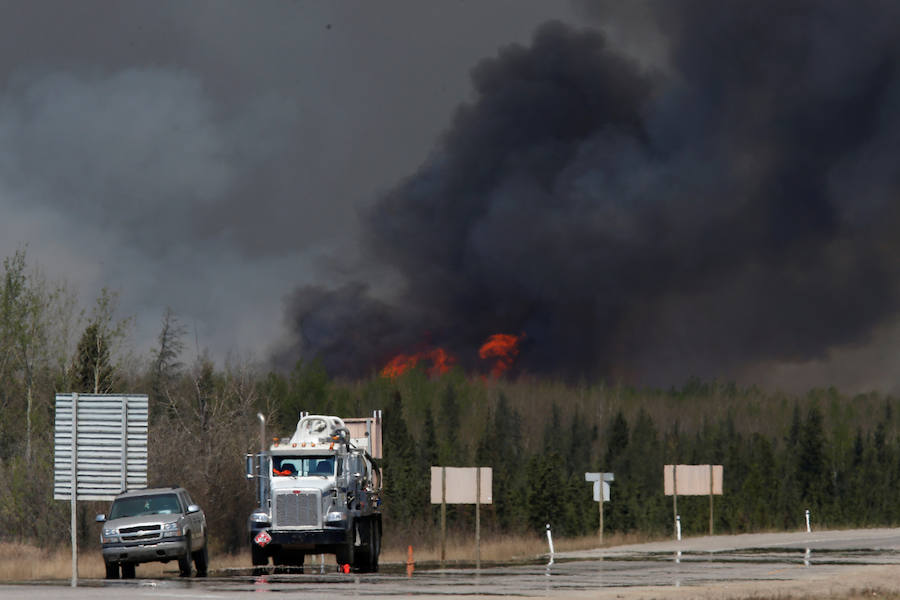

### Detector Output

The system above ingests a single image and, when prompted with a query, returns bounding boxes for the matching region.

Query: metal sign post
[584,473,613,544]
[441,467,446,567]
[70,393,78,587]
[430,467,492,569]
[476,467,481,569]
[664,464,723,538]
[54,393,149,586]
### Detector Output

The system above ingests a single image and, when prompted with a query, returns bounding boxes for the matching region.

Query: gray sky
[0,1,583,366]
[3,1,900,394]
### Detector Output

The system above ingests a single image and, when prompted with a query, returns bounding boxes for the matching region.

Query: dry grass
[378,530,659,564]
[0,541,172,581]
[0,532,630,580]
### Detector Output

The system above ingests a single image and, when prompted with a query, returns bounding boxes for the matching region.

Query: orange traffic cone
[406,545,415,577]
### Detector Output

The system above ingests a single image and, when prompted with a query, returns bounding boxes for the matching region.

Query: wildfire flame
[380,348,455,379]
[381,333,524,380]
[478,333,524,377]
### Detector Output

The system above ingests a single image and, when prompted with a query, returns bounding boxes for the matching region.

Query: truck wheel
[104,561,120,579]
[352,518,374,573]
[178,552,192,577]
[193,541,209,577]
[335,522,355,568]
[121,563,136,579]
[371,519,381,572]
[251,543,268,566]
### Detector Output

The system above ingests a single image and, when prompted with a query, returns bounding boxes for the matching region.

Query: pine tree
[72,321,114,393]
[382,391,420,528]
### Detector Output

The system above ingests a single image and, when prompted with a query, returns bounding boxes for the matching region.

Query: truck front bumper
[101,536,189,564]
[252,526,348,550]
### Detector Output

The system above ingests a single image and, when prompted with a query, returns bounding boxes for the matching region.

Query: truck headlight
[326,511,347,524]
[100,528,118,543]
[250,511,271,524]
[162,522,183,538]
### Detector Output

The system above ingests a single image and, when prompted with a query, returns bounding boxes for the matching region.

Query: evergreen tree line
[2,248,900,554]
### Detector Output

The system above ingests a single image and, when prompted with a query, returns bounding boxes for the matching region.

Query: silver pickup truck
[95,486,208,578]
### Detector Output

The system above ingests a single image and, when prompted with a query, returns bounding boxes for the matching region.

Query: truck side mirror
[95,514,106,523]
[245,454,255,479]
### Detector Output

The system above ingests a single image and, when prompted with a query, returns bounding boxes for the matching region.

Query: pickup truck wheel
[192,541,209,577]
[104,561,120,579]
[178,551,192,577]
[121,563,136,579]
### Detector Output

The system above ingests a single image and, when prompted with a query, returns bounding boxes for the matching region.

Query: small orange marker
[406,545,414,577]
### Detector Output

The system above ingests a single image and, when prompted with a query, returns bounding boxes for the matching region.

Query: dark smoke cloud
[280,3,900,385]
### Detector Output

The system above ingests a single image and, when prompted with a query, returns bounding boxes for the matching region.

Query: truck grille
[274,490,320,528]
[118,524,162,542]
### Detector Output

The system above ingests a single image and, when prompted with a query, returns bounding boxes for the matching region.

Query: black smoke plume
[279,3,900,384]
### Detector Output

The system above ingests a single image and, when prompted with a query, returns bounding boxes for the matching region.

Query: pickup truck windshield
[272,455,335,477]
[109,494,181,518]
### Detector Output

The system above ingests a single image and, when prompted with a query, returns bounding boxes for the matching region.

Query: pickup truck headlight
[162,522,183,538]
[100,528,118,544]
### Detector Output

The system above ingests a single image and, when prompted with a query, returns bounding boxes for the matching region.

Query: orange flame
[381,348,455,379]
[478,333,524,377]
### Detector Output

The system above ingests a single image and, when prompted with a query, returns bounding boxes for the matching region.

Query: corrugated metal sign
[53,393,148,501]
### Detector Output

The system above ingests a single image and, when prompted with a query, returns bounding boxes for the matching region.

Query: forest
[2,248,900,554]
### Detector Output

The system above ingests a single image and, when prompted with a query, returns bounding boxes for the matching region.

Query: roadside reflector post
[545,523,554,564]
[805,509,811,533]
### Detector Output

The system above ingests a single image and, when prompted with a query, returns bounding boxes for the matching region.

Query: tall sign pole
[431,467,492,569]
[54,393,149,588]
[584,473,613,544]
[70,393,78,587]
[673,467,678,540]
[475,466,481,569]
[709,464,714,535]
[664,464,723,538]
[599,488,603,544]
[440,466,446,568]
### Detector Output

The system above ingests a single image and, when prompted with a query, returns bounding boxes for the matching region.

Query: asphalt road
[4,528,900,599]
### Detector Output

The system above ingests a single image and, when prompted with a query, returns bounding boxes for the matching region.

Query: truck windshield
[109,494,181,518]
[272,455,335,477]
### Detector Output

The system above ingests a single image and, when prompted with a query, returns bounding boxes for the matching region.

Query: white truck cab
[246,412,382,572]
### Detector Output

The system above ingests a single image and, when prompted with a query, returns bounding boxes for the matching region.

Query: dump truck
[245,411,383,572]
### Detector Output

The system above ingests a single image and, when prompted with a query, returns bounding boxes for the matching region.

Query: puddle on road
[629,546,900,567]
[20,547,900,596]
